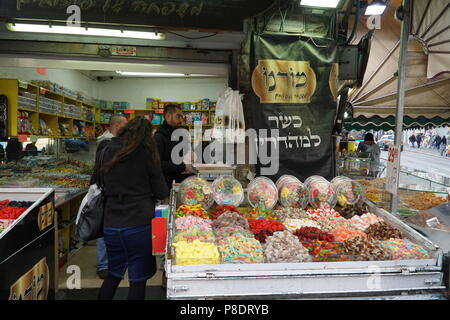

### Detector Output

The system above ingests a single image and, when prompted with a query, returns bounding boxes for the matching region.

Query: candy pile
[212,211,250,231]
[276,175,308,209]
[294,227,335,242]
[175,216,212,232]
[273,207,308,221]
[329,225,367,242]
[348,213,384,232]
[334,203,371,218]
[283,218,322,233]
[248,219,285,243]
[214,225,254,240]
[208,205,239,220]
[247,177,278,210]
[264,231,311,263]
[217,234,265,264]
[173,228,216,243]
[178,176,214,209]
[241,208,280,221]
[176,204,209,219]
[173,240,220,265]
[313,215,352,232]
[212,175,244,207]
[307,208,341,220]
[343,236,391,261]
[302,240,349,262]
[364,222,404,240]
[380,239,430,260]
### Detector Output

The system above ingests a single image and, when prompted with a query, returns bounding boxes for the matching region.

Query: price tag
[124,109,135,114]
[111,46,137,56]
[385,145,400,195]
[18,134,28,142]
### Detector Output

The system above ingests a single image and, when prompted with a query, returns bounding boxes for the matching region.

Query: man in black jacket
[154,104,194,189]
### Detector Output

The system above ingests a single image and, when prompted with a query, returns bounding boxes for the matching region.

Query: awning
[345,114,450,131]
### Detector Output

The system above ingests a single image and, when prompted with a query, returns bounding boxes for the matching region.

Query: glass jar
[247,176,278,210]
[276,175,308,209]
[212,175,244,207]
[306,176,337,209]
[178,176,214,209]
[331,176,365,206]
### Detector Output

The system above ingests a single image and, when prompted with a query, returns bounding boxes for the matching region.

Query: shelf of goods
[164,176,447,300]
[0,157,92,272]
[0,79,98,139]
[0,188,56,300]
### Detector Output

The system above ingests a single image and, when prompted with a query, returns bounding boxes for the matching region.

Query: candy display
[212,211,250,231]
[348,213,384,232]
[294,227,335,242]
[400,192,447,211]
[173,228,216,243]
[282,218,322,233]
[364,222,404,240]
[273,207,308,221]
[248,219,285,243]
[208,205,240,220]
[329,225,367,242]
[334,203,370,219]
[264,231,311,263]
[343,237,391,261]
[0,200,34,233]
[214,225,254,240]
[306,208,342,220]
[276,175,308,209]
[306,176,337,209]
[178,176,214,209]
[176,204,209,219]
[241,208,280,221]
[247,177,278,210]
[212,175,244,207]
[331,176,364,206]
[302,240,350,262]
[218,234,265,264]
[380,239,430,260]
[175,216,212,232]
[173,240,220,265]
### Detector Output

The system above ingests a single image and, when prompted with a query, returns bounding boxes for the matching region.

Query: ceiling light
[300,0,342,8]
[364,0,388,15]
[115,71,214,77]
[6,23,166,40]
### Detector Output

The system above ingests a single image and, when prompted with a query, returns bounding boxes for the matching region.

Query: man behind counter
[154,104,195,189]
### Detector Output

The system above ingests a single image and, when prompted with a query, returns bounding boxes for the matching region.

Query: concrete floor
[57,241,163,291]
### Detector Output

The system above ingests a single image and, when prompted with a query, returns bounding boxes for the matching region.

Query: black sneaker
[97,269,109,280]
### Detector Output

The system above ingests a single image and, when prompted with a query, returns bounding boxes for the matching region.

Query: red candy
[294,227,335,242]
[248,219,284,243]
[0,207,27,220]
[209,205,240,220]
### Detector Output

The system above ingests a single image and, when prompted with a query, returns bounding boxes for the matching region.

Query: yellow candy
[173,240,220,265]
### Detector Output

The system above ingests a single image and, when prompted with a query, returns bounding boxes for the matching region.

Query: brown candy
[212,211,250,231]
[343,236,391,261]
[364,221,404,241]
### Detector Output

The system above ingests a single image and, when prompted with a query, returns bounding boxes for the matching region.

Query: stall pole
[390,0,411,215]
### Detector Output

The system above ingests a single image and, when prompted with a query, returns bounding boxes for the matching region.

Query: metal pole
[390,0,411,215]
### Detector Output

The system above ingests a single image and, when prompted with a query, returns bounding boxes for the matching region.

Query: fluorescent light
[115,71,214,77]
[6,23,165,40]
[300,0,341,8]
[364,2,387,15]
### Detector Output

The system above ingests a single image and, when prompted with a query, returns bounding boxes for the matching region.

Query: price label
[111,46,137,56]
[385,145,400,195]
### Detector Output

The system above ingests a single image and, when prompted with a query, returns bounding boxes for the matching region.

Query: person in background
[90,114,128,280]
[96,117,169,300]
[5,137,23,162]
[24,141,38,156]
[434,135,442,150]
[154,104,195,190]
[408,134,416,148]
[0,143,4,162]
[441,135,447,156]
[416,133,422,149]
[357,133,381,177]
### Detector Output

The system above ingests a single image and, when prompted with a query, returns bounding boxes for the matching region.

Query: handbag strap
[98,145,109,190]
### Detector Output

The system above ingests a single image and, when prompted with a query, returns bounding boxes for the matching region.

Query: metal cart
[164,186,447,300]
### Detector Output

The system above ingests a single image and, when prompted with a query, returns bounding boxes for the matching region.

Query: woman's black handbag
[75,146,108,241]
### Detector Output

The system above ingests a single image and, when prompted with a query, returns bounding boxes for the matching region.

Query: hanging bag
[75,146,109,241]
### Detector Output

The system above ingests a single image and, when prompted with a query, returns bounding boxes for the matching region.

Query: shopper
[90,115,128,280]
[154,104,195,189]
[24,141,38,156]
[408,134,416,148]
[357,133,381,177]
[441,135,447,156]
[5,137,23,162]
[416,133,422,149]
[96,117,169,300]
[434,135,442,150]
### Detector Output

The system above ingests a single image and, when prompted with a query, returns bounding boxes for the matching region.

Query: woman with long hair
[95,116,169,300]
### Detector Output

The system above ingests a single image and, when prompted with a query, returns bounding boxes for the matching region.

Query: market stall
[164,174,447,299]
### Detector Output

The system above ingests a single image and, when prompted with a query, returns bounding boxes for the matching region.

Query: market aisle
[57,242,165,300]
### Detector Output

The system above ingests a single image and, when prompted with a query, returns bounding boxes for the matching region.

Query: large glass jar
[276,175,308,209]
[247,177,278,210]
[212,175,244,207]
[306,176,337,209]
[331,176,364,206]
[178,176,214,209]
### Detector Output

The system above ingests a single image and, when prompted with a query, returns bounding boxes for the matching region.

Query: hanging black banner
[250,33,339,182]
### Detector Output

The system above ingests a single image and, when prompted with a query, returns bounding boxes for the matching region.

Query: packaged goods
[173,240,220,265]
[247,177,278,210]
[264,230,311,263]
[212,175,244,207]
[178,176,214,209]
